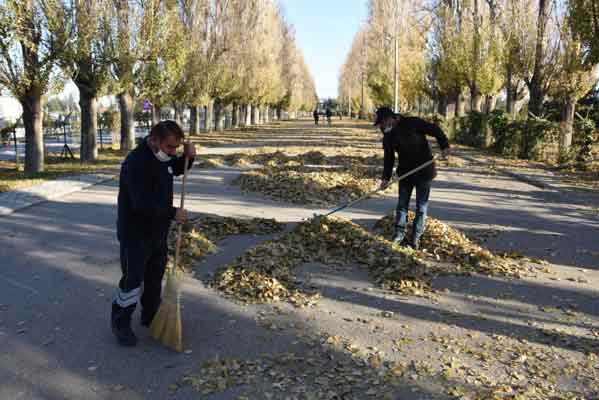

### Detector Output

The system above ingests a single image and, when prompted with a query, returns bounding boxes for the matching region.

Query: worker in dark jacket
[112,120,195,347]
[375,107,450,250]
[313,109,319,125]
[325,108,332,126]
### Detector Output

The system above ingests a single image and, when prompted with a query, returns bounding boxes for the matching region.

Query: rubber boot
[411,211,426,250]
[392,224,407,245]
[411,234,422,250]
[111,302,137,347]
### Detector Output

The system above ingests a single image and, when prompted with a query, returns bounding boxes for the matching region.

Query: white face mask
[155,149,172,162]
[383,126,393,134]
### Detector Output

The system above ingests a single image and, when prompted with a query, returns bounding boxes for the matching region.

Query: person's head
[373,107,399,133]
[148,120,184,161]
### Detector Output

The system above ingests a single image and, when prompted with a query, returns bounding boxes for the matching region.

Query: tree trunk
[118,90,135,151]
[264,105,270,123]
[484,95,497,114]
[231,103,239,128]
[454,90,466,117]
[506,65,515,117]
[251,106,259,125]
[205,100,214,133]
[21,91,44,173]
[79,89,98,162]
[152,106,161,125]
[528,86,545,118]
[470,87,483,112]
[437,93,448,117]
[224,104,232,129]
[189,106,199,135]
[245,104,252,126]
[214,100,224,132]
[173,103,184,126]
[528,0,549,118]
[560,99,575,154]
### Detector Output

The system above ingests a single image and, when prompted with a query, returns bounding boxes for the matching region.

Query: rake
[317,157,437,219]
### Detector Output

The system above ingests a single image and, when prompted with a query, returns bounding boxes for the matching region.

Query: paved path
[0,120,597,399]
[0,173,115,216]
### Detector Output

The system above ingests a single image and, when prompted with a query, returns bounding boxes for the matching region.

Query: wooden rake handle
[173,140,191,270]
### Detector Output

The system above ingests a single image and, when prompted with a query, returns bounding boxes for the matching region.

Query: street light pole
[393,34,399,113]
[348,85,352,118]
[360,69,364,119]
[359,27,366,120]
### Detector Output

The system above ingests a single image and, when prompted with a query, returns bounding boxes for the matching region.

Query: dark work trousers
[395,179,432,238]
[115,237,167,315]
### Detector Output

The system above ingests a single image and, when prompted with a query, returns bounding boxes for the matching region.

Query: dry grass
[0,148,124,193]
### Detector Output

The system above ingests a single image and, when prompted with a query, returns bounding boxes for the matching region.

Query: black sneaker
[111,303,137,347]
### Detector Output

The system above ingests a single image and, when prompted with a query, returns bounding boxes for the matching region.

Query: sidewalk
[0,120,597,399]
[453,146,599,197]
[0,173,116,216]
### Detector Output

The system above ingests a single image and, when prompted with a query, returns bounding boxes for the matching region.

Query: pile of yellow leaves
[167,216,285,269]
[211,216,430,305]
[234,165,379,206]
[373,213,537,278]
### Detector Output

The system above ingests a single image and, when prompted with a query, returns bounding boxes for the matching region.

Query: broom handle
[174,141,191,270]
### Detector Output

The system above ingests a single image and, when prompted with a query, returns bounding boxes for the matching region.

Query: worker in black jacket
[112,120,195,347]
[374,107,450,250]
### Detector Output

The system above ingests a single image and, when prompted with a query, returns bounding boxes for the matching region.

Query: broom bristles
[150,268,183,352]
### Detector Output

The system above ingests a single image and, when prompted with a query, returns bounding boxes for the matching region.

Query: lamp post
[359,33,366,120]
[348,85,352,118]
[393,33,398,113]
[385,33,399,113]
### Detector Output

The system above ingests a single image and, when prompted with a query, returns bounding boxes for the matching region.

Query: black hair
[149,120,184,141]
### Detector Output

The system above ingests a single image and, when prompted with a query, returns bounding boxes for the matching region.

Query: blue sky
[279,0,368,100]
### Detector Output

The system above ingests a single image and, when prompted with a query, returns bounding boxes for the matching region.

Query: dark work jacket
[117,138,194,244]
[382,116,450,185]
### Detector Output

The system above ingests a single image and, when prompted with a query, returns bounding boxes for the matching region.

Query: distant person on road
[374,107,450,250]
[112,120,195,347]
[313,109,319,125]
[325,108,332,126]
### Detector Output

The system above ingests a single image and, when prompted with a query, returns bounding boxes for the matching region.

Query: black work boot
[111,302,137,347]
[141,303,160,327]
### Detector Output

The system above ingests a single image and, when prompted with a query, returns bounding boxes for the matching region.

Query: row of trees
[339,0,598,158]
[0,0,318,173]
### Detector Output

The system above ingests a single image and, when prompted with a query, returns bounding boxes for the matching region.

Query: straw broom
[150,143,191,352]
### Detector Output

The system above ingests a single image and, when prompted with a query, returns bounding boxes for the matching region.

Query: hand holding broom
[150,140,193,352]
